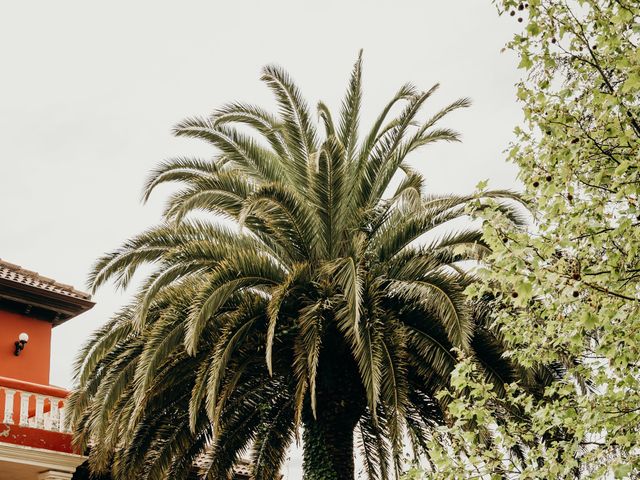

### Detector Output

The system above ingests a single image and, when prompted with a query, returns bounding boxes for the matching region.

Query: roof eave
[0,277,95,326]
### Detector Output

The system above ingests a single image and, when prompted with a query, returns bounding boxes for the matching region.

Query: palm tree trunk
[302,403,357,480]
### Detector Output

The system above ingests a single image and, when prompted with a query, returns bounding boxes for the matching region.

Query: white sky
[1,1,522,477]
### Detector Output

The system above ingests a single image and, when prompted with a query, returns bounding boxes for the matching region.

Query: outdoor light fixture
[14,332,29,356]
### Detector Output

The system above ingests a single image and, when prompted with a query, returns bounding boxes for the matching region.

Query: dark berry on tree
[511,10,516,16]
[512,292,519,298]
[518,17,523,22]
[533,181,539,188]
[572,273,581,280]
[551,38,556,44]
[572,290,579,298]
[567,193,573,201]
[546,175,552,182]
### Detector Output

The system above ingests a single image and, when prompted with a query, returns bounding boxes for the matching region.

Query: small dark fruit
[512,292,519,299]
[510,10,516,16]
[572,290,579,298]
[551,37,556,43]
[571,137,580,144]
[567,193,574,201]
[572,273,581,280]
[533,181,540,188]
[546,175,552,182]
[518,17,523,22]
[518,3,524,10]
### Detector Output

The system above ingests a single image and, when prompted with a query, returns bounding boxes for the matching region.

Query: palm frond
[338,50,363,161]
[69,53,552,480]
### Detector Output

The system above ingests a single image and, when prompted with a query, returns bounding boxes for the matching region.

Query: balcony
[1,376,70,434]
[0,376,84,480]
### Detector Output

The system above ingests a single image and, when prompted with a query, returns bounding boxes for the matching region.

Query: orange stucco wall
[0,310,51,384]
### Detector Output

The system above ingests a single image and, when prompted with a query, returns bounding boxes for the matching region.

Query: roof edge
[0,277,95,326]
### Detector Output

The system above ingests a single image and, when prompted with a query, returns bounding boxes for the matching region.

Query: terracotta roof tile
[0,259,91,301]
[234,462,252,476]
[193,454,257,478]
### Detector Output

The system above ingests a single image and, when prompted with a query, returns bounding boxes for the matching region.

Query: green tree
[407,1,640,478]
[68,54,549,480]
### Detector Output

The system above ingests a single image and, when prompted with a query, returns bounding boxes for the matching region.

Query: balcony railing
[0,376,71,434]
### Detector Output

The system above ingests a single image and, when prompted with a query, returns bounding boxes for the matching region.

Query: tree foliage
[67,54,547,480]
[408,1,640,478]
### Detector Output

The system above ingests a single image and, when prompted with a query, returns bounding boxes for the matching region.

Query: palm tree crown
[69,52,548,480]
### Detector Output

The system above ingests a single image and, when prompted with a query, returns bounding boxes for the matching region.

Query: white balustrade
[2,389,15,424]
[35,395,45,429]
[0,386,69,433]
[19,393,29,427]
[48,400,59,431]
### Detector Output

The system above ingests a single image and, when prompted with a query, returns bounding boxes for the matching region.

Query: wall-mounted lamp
[14,333,29,356]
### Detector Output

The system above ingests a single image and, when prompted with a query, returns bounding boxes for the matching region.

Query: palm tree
[68,52,552,480]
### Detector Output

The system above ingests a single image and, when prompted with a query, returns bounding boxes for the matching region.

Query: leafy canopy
[68,53,544,480]
[407,1,640,478]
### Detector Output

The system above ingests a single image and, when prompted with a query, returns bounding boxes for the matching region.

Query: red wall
[0,423,74,453]
[0,310,51,385]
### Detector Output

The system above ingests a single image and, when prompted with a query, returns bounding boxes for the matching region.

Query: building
[0,260,258,480]
[0,259,94,479]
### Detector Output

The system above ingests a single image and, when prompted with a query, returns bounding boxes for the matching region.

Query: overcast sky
[1,1,522,476]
